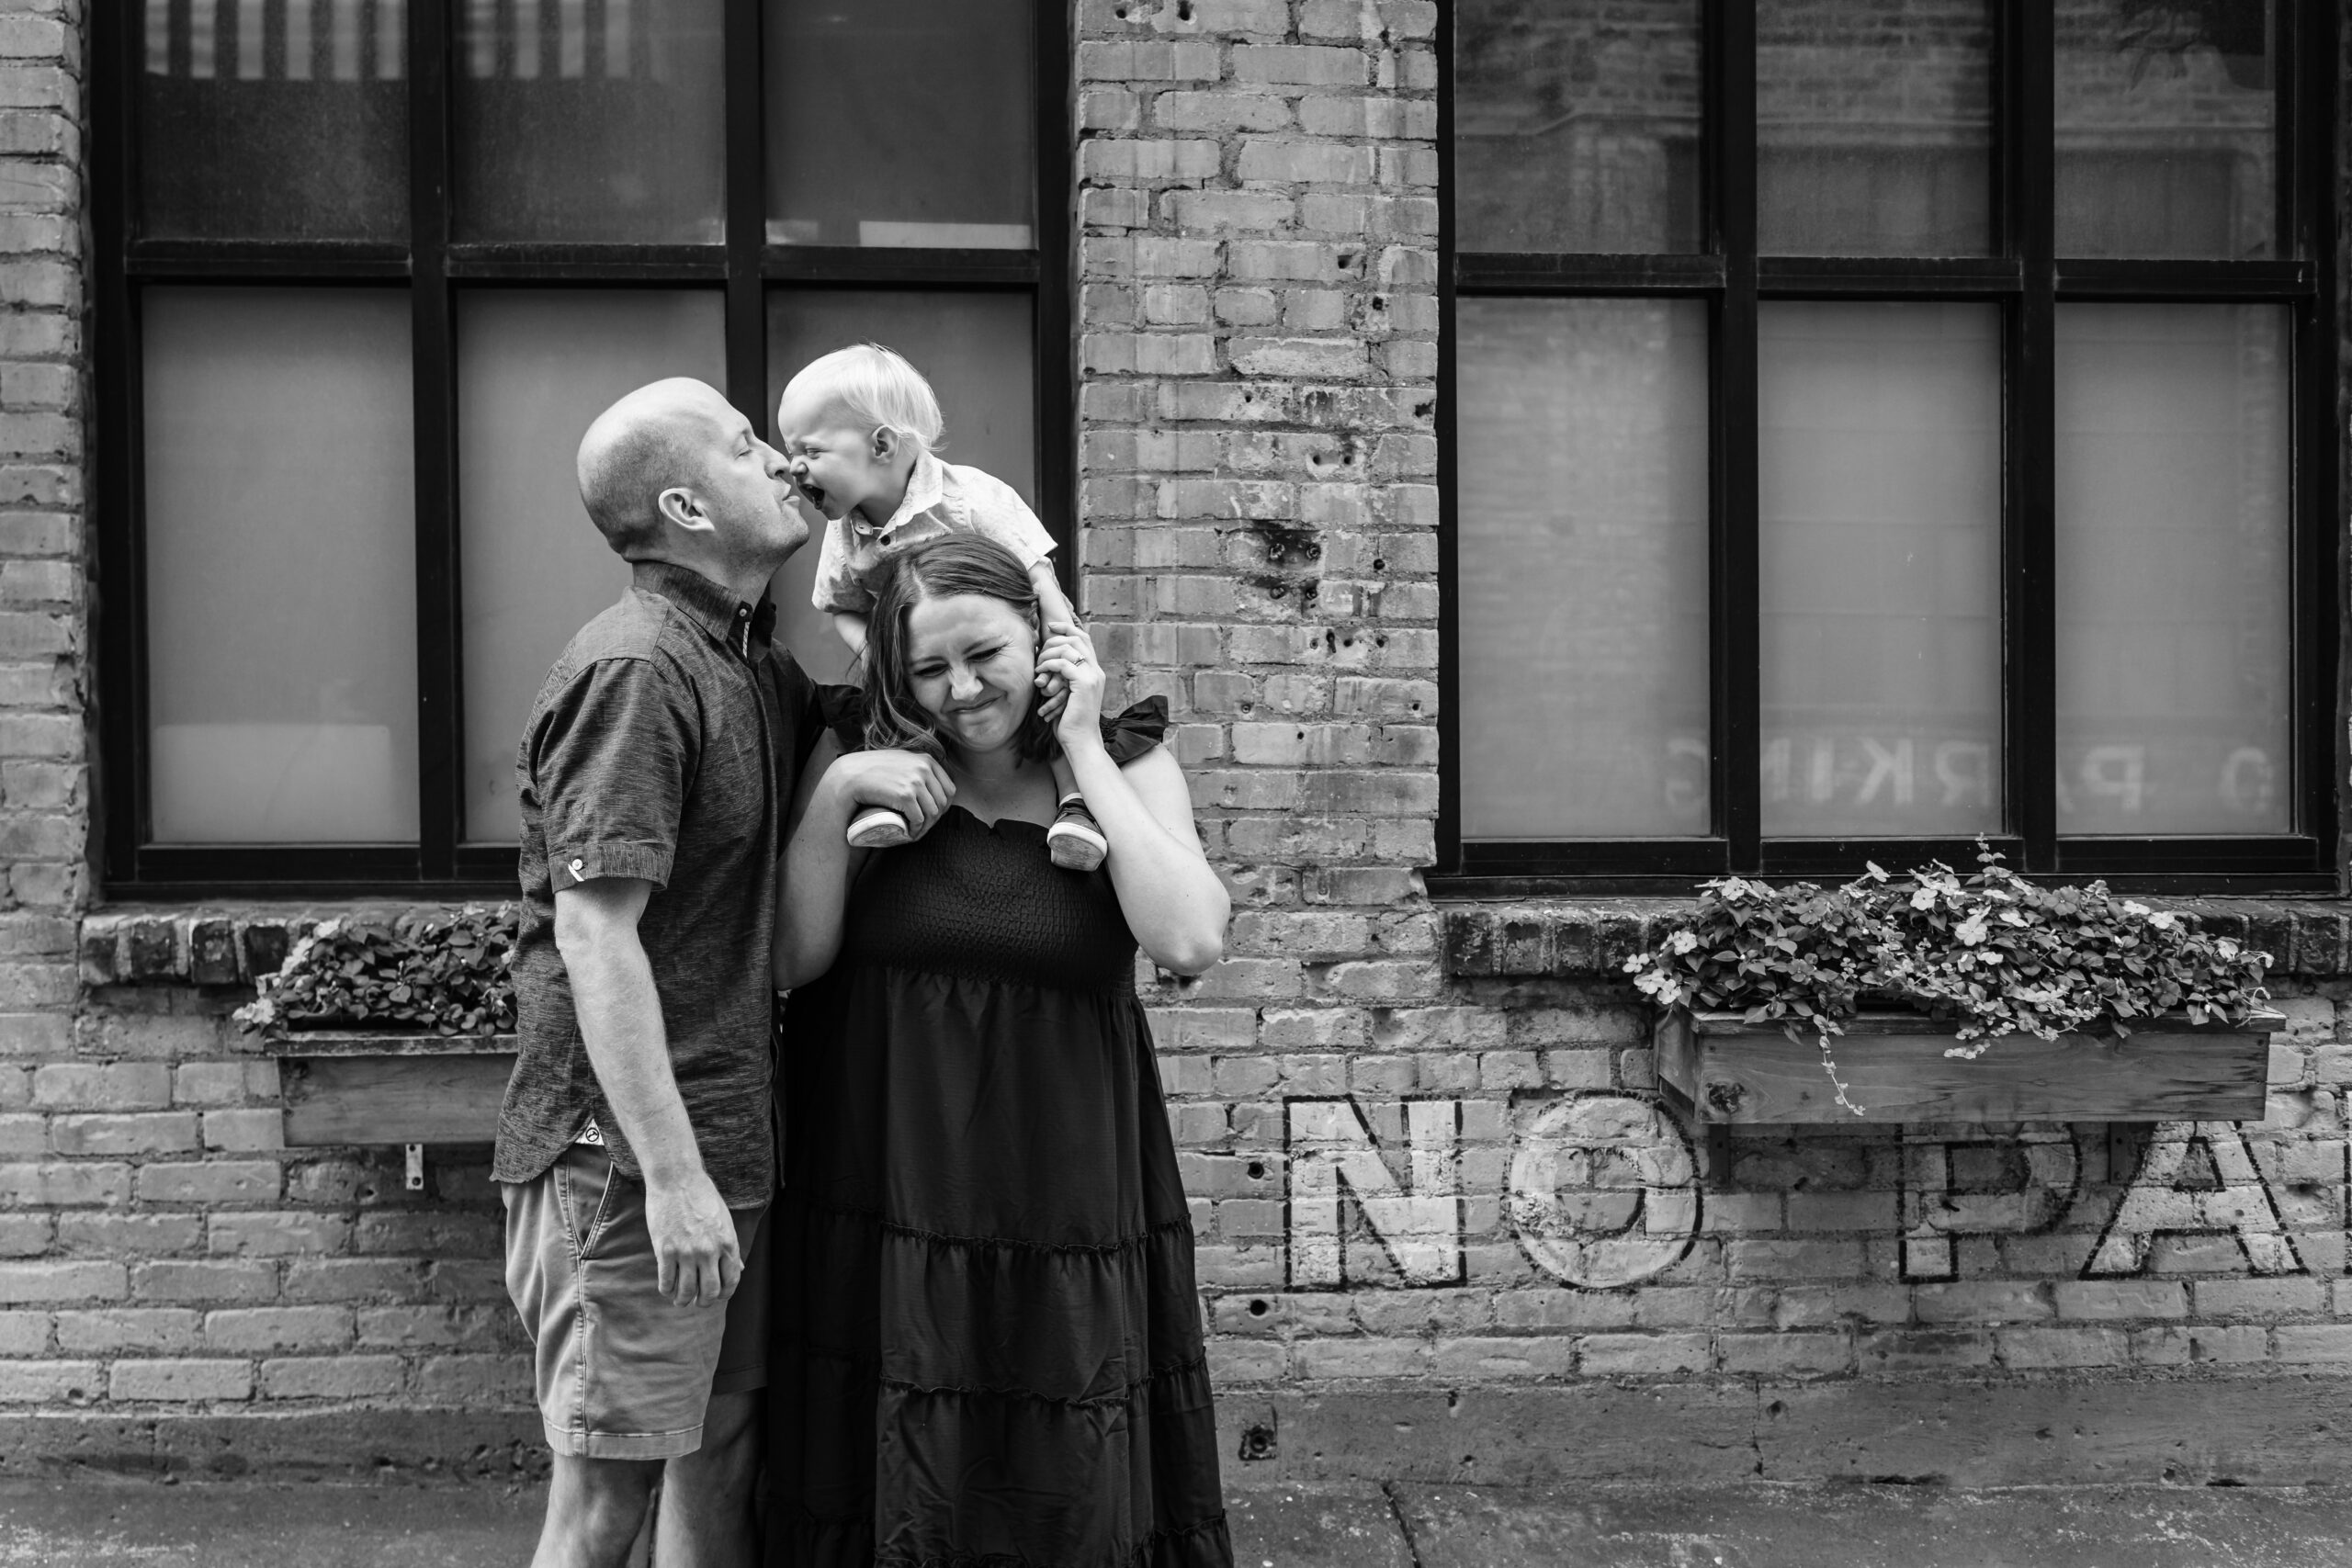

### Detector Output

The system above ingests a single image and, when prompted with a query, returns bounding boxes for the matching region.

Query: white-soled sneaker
[846,807,913,850]
[1046,795,1107,872]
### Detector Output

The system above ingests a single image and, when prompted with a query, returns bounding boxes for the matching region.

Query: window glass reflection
[455,0,725,243]
[1758,0,1994,256]
[2056,0,2277,259]
[143,288,418,842]
[765,0,1035,249]
[1453,0,1701,254]
[1457,299,1712,839]
[765,290,1036,682]
[458,291,728,845]
[1758,303,2002,838]
[139,0,408,241]
[2055,306,2290,834]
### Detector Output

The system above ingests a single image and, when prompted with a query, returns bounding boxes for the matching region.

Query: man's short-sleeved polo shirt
[494,559,820,1208]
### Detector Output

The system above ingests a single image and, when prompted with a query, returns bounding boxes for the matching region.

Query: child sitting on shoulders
[778,342,1109,870]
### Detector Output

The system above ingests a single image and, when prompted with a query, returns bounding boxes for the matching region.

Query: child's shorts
[501,1142,768,1461]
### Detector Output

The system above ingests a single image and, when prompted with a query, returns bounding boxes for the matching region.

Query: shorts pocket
[556,1145,618,1264]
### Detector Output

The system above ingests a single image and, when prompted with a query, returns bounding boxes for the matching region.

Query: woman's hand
[1033,621,1105,752]
[826,748,956,837]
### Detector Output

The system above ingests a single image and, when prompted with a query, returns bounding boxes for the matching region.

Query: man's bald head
[575,378,732,559]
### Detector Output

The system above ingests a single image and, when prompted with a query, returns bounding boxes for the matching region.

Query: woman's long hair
[862,535,1058,763]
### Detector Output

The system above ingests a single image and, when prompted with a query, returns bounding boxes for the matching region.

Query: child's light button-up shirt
[809,448,1057,615]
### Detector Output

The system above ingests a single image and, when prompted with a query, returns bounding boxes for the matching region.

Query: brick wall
[6,0,2352,1487]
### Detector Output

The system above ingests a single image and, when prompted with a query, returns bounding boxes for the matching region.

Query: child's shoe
[1046,794,1107,871]
[847,807,912,850]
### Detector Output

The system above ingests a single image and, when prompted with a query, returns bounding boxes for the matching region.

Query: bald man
[493,379,819,1568]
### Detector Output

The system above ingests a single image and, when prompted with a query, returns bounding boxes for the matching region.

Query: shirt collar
[631,559,776,660]
[856,448,946,541]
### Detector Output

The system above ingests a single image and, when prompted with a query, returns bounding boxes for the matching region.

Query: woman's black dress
[766,801,1232,1568]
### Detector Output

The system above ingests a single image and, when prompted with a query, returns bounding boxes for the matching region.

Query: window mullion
[2292,0,2342,852]
[1713,0,1760,869]
[410,0,459,882]
[724,0,768,432]
[2008,0,2057,872]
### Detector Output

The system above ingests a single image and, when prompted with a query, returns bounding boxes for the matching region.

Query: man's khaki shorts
[502,1142,768,1461]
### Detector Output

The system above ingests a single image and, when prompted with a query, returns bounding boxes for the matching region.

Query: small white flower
[2146,911,2177,931]
[2122,900,2151,917]
[1670,931,1700,954]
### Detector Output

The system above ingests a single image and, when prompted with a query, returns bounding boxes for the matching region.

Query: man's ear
[657,485,717,535]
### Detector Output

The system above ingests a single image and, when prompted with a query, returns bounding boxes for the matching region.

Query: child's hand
[1034,664,1070,724]
[1033,621,1103,748]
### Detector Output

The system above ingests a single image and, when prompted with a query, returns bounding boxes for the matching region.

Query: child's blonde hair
[783,343,945,454]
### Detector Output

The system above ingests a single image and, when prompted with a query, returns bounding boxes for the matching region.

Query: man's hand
[643,1170,741,1308]
[831,749,956,837]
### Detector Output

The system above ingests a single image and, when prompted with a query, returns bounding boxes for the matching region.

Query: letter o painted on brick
[1508,1092,1700,1290]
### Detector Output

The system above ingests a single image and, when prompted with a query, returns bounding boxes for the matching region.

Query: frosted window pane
[2055,306,2290,834]
[2055,0,2277,259]
[765,291,1036,684]
[1758,303,2001,838]
[1758,0,1994,256]
[455,0,724,242]
[143,288,417,842]
[140,0,408,241]
[764,0,1035,248]
[1457,299,1711,840]
[458,290,728,845]
[1453,0,1702,254]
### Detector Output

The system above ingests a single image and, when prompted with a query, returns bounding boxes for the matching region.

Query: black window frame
[1431,0,2343,897]
[90,0,1074,897]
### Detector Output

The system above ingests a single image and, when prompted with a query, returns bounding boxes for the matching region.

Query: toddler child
[777,343,1109,870]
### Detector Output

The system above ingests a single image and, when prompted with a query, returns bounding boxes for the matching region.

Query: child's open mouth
[796,477,831,513]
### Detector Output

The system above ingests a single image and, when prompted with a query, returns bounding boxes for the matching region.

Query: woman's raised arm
[1037,625,1229,976]
[773,736,956,989]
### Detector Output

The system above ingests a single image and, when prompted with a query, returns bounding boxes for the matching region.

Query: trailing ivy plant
[1623,843,2273,1114]
[234,904,518,1040]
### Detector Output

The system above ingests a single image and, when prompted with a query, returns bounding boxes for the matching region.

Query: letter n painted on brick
[1284,1097,1464,1289]
[2083,1122,2306,1279]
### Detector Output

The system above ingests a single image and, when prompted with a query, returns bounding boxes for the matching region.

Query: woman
[768,535,1235,1568]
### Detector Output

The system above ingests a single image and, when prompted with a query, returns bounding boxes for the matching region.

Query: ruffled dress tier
[768,705,1231,1568]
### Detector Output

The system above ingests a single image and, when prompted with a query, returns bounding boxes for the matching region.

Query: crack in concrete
[1379,1479,1427,1568]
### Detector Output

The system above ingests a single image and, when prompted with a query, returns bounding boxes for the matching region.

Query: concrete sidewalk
[8,1477,2352,1567]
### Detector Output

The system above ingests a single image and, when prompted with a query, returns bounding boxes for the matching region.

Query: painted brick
[203,1307,354,1353]
[258,1355,405,1400]
[29,1062,168,1110]
[109,1359,254,1403]
[0,1260,123,1303]
[1577,1334,1712,1377]
[53,1309,203,1354]
[0,1358,98,1402]
[131,1260,278,1304]
[135,1161,282,1204]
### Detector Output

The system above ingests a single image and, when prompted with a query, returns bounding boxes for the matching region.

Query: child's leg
[1045,751,1107,871]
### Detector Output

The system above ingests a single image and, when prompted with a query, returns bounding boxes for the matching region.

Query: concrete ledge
[1217,1374,2352,1489]
[0,1409,546,1483]
[17,1376,2346,1488]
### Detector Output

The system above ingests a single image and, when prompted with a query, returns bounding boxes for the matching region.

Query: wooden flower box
[1654,1008,2284,1126]
[258,1029,516,1147]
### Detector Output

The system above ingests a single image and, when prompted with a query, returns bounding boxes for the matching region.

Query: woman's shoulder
[1101,694,1170,767]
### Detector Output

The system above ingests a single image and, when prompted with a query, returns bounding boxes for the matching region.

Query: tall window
[1440,0,2337,889]
[96,0,1069,890]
